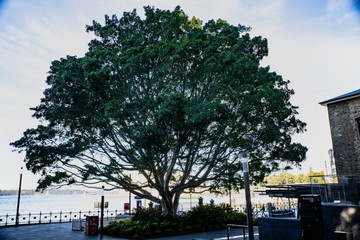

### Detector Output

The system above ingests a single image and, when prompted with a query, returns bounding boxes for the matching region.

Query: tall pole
[128,174,131,215]
[243,154,254,240]
[100,186,104,239]
[128,190,131,215]
[227,158,232,207]
[15,167,23,226]
[190,189,192,209]
[229,189,232,207]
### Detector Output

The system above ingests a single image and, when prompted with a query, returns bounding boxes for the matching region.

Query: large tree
[11,6,307,215]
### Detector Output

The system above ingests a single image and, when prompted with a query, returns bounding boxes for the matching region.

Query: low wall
[258,204,360,240]
[258,217,301,240]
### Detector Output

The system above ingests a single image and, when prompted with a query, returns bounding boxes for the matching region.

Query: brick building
[320,89,360,177]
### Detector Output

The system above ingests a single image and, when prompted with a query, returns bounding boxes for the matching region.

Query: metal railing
[0,209,127,227]
[0,200,299,227]
[310,174,360,204]
[233,201,297,215]
[226,224,248,240]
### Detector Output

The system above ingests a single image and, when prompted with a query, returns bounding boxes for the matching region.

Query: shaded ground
[0,222,259,240]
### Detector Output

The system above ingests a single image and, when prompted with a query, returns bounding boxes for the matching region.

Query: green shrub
[225,211,247,224]
[252,217,258,226]
[104,220,136,237]
[132,207,164,222]
[103,204,254,239]
[184,204,233,231]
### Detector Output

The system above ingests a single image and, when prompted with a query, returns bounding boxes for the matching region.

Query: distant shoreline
[0,189,99,196]
[0,189,36,196]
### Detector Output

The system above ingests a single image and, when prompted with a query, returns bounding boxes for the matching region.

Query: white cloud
[326,0,350,13]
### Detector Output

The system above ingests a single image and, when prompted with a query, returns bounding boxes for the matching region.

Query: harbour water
[0,189,274,218]
[0,191,234,217]
[0,193,128,216]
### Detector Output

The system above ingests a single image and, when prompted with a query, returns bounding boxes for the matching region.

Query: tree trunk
[160,191,181,216]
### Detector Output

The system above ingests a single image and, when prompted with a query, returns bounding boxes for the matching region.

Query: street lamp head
[241,152,249,173]
[241,152,248,159]
[242,161,249,173]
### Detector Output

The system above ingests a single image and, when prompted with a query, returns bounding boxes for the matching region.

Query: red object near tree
[124,203,130,210]
[85,216,99,236]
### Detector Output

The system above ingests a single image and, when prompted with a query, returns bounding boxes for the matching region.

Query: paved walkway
[0,222,259,240]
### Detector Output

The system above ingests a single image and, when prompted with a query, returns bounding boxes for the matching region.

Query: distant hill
[0,189,94,196]
[0,189,35,196]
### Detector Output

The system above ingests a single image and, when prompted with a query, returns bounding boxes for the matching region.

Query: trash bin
[72,219,84,231]
[334,231,353,240]
[85,216,99,236]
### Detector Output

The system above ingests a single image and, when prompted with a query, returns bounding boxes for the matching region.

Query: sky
[1,0,360,190]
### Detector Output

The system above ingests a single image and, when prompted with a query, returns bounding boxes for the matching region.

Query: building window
[356,117,360,138]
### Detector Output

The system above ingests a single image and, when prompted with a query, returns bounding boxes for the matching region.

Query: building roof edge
[319,89,360,106]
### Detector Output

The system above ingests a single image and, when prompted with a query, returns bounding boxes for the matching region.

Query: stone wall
[327,97,360,176]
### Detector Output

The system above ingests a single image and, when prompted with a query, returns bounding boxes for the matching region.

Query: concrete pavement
[0,222,259,240]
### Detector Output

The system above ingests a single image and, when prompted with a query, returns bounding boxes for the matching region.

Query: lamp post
[100,186,104,239]
[15,167,23,226]
[226,158,232,207]
[242,153,254,240]
[190,188,192,209]
[128,174,131,215]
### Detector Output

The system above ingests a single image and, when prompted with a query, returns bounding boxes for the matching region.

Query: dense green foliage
[265,169,326,185]
[104,204,248,239]
[11,6,307,215]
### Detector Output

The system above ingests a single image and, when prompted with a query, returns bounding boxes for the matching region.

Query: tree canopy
[11,6,307,215]
[265,169,326,185]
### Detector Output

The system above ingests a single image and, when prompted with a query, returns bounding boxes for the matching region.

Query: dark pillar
[100,186,104,239]
[15,168,23,226]
[243,156,254,240]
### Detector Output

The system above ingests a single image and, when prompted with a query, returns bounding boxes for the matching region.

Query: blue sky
[1,0,360,189]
